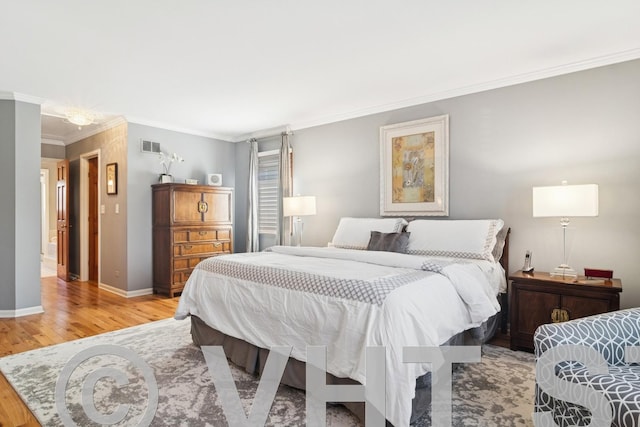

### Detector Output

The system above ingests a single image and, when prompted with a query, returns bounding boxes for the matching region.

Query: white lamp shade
[532,184,599,217]
[283,196,317,217]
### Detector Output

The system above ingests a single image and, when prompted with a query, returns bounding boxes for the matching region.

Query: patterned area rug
[0,318,535,426]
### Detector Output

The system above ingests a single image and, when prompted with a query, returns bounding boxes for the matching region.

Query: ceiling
[2,1,639,144]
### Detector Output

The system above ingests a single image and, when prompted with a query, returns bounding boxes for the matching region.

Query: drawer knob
[199,231,207,236]
[214,242,222,247]
[184,245,193,250]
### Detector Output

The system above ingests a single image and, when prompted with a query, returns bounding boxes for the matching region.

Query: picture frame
[106,162,118,195]
[379,114,449,216]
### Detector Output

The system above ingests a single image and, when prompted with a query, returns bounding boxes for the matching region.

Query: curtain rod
[244,126,292,143]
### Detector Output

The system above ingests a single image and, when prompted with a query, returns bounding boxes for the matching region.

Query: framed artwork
[106,162,118,195]
[379,115,449,216]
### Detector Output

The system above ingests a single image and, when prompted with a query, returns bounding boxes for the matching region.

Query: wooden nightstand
[509,270,622,352]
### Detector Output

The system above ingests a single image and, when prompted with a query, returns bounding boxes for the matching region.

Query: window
[257,150,280,235]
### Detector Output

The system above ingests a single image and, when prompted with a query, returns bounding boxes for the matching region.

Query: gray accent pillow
[367,231,411,253]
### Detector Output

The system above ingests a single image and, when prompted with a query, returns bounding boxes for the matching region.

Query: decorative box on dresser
[152,183,233,297]
[509,270,622,352]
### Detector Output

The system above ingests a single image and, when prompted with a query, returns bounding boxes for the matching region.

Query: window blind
[258,152,279,235]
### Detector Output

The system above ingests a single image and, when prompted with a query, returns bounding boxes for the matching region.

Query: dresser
[152,184,233,297]
[509,270,621,352]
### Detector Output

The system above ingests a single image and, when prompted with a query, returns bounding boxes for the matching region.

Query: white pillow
[406,219,505,261]
[331,217,408,250]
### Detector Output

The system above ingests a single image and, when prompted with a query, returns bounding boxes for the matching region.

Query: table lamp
[532,182,598,277]
[283,195,316,246]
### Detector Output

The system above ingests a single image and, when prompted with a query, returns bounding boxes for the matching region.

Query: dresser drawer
[174,242,230,256]
[174,228,231,243]
[174,256,208,271]
[173,270,192,284]
[174,243,214,256]
[216,229,231,240]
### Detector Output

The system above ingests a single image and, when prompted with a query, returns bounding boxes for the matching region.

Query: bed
[175,218,510,426]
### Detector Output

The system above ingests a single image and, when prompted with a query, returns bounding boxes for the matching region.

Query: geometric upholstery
[534,308,640,427]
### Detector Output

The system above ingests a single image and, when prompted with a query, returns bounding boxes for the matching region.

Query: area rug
[0,318,535,426]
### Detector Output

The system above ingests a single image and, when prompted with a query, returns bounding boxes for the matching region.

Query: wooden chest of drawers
[152,184,233,297]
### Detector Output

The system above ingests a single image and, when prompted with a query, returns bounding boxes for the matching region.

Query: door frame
[79,150,101,282]
[40,168,49,257]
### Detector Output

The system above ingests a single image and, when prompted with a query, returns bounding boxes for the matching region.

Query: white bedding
[174,246,504,426]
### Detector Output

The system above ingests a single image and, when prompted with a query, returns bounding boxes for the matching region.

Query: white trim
[79,150,101,282]
[125,115,234,142]
[98,283,153,298]
[235,126,292,143]
[40,169,49,256]
[41,138,65,146]
[287,47,640,135]
[0,306,45,318]
[0,91,44,104]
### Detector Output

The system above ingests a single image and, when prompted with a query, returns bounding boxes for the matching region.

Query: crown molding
[41,138,65,146]
[0,91,45,104]
[288,48,640,133]
[232,125,293,143]
[125,115,234,142]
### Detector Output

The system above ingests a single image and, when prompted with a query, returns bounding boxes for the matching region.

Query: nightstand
[509,270,622,352]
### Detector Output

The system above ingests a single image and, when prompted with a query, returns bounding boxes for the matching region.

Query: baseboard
[98,283,153,298]
[0,305,44,318]
[42,256,56,269]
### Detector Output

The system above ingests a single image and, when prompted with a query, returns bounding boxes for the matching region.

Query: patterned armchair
[534,308,640,427]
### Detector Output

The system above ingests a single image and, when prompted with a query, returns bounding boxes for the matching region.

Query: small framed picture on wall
[106,162,118,195]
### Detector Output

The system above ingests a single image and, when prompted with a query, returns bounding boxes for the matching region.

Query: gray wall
[0,101,16,310]
[0,99,41,312]
[235,59,640,308]
[66,124,129,289]
[126,123,236,292]
[41,143,65,159]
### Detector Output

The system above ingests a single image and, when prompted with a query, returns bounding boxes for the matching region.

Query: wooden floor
[0,276,179,427]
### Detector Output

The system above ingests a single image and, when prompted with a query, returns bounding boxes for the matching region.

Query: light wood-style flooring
[0,276,179,427]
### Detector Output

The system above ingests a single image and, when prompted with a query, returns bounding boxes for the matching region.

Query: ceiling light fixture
[64,108,97,129]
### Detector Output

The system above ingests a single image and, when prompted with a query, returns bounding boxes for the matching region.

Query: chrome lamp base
[292,217,304,247]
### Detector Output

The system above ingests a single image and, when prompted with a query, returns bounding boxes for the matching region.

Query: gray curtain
[246,139,259,252]
[277,132,292,246]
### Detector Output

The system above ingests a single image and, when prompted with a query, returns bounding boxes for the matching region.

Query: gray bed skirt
[189,313,499,425]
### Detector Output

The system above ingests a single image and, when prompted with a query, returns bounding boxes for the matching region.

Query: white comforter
[175,246,503,426]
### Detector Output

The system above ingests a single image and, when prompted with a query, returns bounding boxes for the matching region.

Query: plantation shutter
[257,151,279,235]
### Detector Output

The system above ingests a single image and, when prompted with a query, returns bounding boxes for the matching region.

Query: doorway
[79,150,101,283]
[40,165,57,277]
[88,157,99,281]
